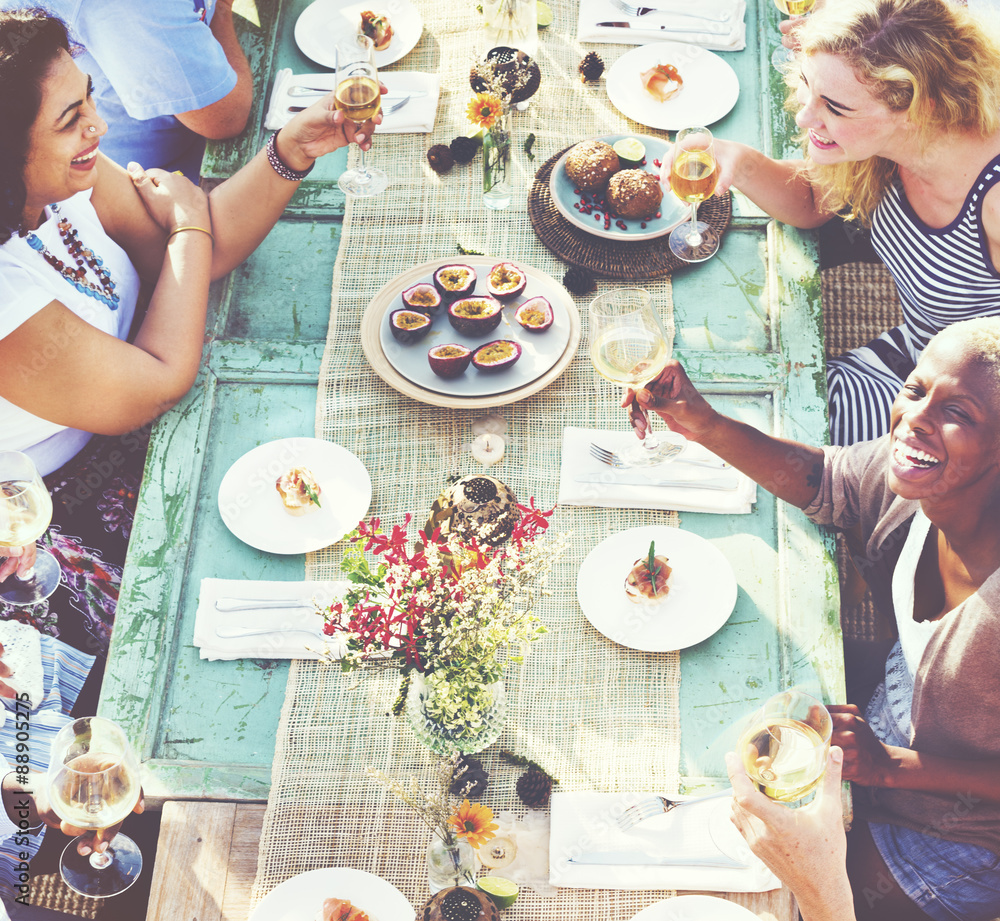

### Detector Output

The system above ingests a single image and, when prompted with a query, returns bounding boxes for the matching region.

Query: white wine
[49,755,140,830]
[774,0,815,14]
[335,74,381,123]
[590,326,670,387]
[0,479,53,548]
[740,717,828,803]
[670,149,719,204]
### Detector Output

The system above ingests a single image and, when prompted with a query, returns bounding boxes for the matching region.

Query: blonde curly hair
[791,0,1000,225]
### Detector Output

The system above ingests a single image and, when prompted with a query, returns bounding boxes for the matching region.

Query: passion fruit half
[428,342,472,378]
[389,309,432,344]
[433,264,478,302]
[448,295,503,336]
[472,339,522,373]
[485,262,528,301]
[401,283,442,315]
[514,296,554,332]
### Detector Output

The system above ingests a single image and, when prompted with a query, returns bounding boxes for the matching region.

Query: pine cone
[562,266,596,296]
[450,755,489,798]
[450,135,480,165]
[427,144,455,174]
[578,51,605,83]
[516,765,553,807]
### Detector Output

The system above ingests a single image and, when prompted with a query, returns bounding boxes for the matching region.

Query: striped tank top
[871,155,1000,364]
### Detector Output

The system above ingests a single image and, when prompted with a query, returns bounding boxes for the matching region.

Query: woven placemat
[529,148,733,279]
[26,872,99,919]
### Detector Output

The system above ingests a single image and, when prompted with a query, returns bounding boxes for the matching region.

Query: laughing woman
[0,10,375,663]
[701,0,1000,446]
[629,317,1000,921]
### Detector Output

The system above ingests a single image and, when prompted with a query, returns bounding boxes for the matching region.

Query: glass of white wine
[589,288,685,468]
[335,33,388,197]
[0,451,60,605]
[47,716,143,898]
[738,689,832,808]
[667,127,721,264]
[772,0,816,72]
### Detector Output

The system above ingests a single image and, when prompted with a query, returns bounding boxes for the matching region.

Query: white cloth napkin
[264,68,440,133]
[194,578,350,661]
[558,427,756,514]
[577,0,747,51]
[549,791,779,891]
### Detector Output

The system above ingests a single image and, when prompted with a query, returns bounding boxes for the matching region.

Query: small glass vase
[426,835,477,893]
[482,107,513,211]
[483,0,538,56]
[405,671,507,755]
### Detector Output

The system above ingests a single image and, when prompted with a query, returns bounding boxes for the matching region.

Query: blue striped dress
[826,156,1000,445]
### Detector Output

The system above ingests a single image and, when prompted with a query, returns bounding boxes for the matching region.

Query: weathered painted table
[102,0,842,806]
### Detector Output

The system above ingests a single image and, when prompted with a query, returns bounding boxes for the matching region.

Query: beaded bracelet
[266,131,315,181]
[167,225,215,243]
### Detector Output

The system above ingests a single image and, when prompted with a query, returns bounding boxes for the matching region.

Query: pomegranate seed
[641,158,647,165]
[653,158,661,168]
[655,211,661,219]
[640,222,647,228]
[573,203,580,209]
[616,220,627,230]
[594,213,601,221]
[574,188,582,194]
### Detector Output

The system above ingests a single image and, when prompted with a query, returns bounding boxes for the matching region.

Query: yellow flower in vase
[466,92,504,130]
[450,799,499,848]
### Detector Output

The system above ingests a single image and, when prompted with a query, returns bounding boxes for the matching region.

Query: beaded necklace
[24,203,119,311]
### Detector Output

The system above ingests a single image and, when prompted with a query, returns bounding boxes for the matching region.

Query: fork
[610,0,733,23]
[589,443,728,470]
[288,96,412,115]
[617,789,733,831]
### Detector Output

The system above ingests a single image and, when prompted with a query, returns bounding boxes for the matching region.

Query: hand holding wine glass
[335,33,389,197]
[667,127,721,264]
[773,0,817,71]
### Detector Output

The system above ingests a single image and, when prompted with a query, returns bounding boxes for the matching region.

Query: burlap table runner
[252,1,687,913]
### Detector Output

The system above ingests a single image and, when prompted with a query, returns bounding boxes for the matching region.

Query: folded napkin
[264,68,440,133]
[194,578,350,661]
[577,0,747,51]
[549,791,779,891]
[558,427,756,514]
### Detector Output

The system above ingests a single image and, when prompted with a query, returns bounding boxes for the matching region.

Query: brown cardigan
[804,436,1000,854]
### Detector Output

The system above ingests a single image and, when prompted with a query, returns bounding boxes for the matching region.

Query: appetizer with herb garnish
[624,540,672,604]
[276,466,323,517]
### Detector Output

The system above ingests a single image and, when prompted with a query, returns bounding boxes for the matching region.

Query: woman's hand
[828,704,897,787]
[622,359,722,442]
[0,544,35,585]
[659,136,746,199]
[126,164,211,236]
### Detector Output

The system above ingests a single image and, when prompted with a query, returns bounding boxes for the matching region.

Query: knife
[574,474,739,490]
[215,625,327,639]
[568,851,748,868]
[597,19,729,33]
[215,598,316,612]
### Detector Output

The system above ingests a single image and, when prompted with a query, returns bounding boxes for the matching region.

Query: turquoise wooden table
[100,0,843,803]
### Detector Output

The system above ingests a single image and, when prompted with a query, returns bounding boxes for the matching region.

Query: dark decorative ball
[420,886,500,921]
[578,51,605,83]
[562,266,597,296]
[516,765,553,807]
[470,47,542,104]
[450,135,480,164]
[427,144,455,173]
[450,755,489,798]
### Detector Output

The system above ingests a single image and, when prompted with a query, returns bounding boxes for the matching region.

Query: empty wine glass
[46,717,143,897]
[0,451,60,605]
[667,127,721,263]
[335,33,388,197]
[588,288,685,467]
[772,0,817,73]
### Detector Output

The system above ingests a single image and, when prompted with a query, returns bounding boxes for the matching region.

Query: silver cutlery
[589,443,729,470]
[215,598,315,612]
[215,625,326,639]
[575,474,737,490]
[568,850,747,868]
[610,0,733,22]
[596,19,729,33]
[288,96,412,115]
[617,789,735,831]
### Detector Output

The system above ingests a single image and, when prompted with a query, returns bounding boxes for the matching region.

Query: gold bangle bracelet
[167,225,215,243]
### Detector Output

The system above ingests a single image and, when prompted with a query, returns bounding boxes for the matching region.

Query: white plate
[217,437,372,555]
[294,0,423,69]
[377,258,574,398]
[549,134,687,242]
[249,867,412,921]
[630,894,761,921]
[606,42,739,131]
[577,525,737,651]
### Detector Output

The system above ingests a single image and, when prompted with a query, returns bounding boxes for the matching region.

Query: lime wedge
[613,137,646,169]
[477,876,519,909]
[537,1,553,27]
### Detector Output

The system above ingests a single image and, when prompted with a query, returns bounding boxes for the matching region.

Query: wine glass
[737,689,832,808]
[588,288,685,468]
[667,127,721,264]
[46,717,143,897]
[335,33,388,197]
[772,0,816,73]
[0,451,60,605]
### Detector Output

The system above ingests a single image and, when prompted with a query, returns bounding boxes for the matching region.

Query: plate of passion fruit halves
[360,256,581,408]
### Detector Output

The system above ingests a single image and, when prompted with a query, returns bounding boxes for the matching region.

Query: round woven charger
[528,145,732,279]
